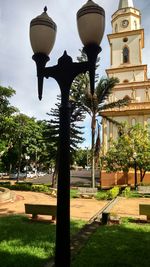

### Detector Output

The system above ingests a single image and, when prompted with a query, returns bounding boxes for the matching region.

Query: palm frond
[98,98,130,111]
[96,77,119,103]
[101,115,121,127]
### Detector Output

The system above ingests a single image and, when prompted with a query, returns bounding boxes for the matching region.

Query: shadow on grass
[0,215,55,267]
[0,215,84,267]
[71,219,150,267]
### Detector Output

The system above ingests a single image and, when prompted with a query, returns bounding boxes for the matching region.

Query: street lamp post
[29,1,105,266]
[133,152,137,190]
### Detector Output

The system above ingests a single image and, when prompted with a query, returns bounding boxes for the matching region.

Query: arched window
[123,46,129,63]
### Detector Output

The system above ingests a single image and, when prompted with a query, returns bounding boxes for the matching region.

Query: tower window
[123,46,129,63]
[123,37,128,42]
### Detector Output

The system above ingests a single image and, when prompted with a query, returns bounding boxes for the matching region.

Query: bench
[77,187,98,198]
[138,186,150,195]
[139,204,150,222]
[24,204,57,221]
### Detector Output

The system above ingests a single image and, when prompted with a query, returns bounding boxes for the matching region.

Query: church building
[101,0,150,187]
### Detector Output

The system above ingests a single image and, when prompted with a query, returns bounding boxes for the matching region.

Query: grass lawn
[0,215,85,267]
[71,218,150,267]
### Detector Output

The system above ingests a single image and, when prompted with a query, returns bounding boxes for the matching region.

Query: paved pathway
[0,191,107,221]
[111,197,150,219]
[0,191,150,221]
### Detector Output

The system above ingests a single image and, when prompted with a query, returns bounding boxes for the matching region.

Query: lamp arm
[43,52,89,93]
[83,44,102,95]
[33,49,100,101]
[32,53,49,100]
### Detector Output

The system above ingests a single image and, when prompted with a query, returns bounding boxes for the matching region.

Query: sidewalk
[0,191,108,221]
[0,191,150,221]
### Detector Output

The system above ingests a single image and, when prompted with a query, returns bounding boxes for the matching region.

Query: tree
[104,123,150,183]
[0,85,18,158]
[74,148,88,168]
[1,114,49,177]
[45,92,86,186]
[0,85,17,118]
[82,76,129,188]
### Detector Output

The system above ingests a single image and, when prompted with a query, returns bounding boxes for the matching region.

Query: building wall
[101,170,150,189]
[112,8,140,33]
[110,34,142,67]
[101,1,150,188]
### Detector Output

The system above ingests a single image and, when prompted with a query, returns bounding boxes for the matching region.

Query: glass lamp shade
[30,7,57,55]
[77,0,105,46]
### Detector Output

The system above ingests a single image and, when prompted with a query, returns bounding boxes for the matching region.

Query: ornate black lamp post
[29,1,105,266]
[133,152,137,190]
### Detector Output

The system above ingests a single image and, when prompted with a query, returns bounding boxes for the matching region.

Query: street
[30,170,100,186]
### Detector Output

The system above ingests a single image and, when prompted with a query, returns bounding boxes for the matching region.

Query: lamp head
[30,6,57,55]
[30,7,57,100]
[77,0,105,95]
[77,0,105,47]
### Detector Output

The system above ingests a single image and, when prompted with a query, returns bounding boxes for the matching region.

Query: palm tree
[82,76,130,188]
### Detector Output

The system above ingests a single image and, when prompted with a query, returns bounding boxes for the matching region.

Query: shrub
[31,184,50,193]
[12,183,32,191]
[70,189,78,198]
[95,191,108,200]
[107,186,120,199]
[122,186,131,197]
[0,182,11,188]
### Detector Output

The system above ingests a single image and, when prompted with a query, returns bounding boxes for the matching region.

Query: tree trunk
[91,114,96,188]
[17,138,22,182]
[140,169,146,183]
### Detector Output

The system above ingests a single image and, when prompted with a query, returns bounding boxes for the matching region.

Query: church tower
[102,0,150,153]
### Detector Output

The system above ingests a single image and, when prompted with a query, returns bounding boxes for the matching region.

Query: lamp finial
[44,6,47,13]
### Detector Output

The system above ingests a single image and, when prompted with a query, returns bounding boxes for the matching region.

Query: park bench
[77,187,98,198]
[24,203,57,221]
[137,186,150,195]
[139,204,150,222]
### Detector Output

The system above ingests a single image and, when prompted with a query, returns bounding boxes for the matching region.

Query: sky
[0,0,150,147]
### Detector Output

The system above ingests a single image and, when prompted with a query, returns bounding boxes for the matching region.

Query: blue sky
[0,0,150,148]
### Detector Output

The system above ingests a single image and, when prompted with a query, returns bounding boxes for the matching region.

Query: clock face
[121,19,129,28]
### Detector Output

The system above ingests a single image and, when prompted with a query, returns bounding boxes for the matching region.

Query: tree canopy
[103,123,150,182]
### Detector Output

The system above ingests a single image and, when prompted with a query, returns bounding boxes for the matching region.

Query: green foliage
[95,190,108,200]
[104,123,150,182]
[107,186,120,199]
[0,182,11,187]
[31,184,50,193]
[80,73,129,188]
[122,186,131,197]
[0,182,51,193]
[12,183,32,191]
[95,187,120,200]
[0,85,17,118]
[74,148,89,168]
[70,189,78,198]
